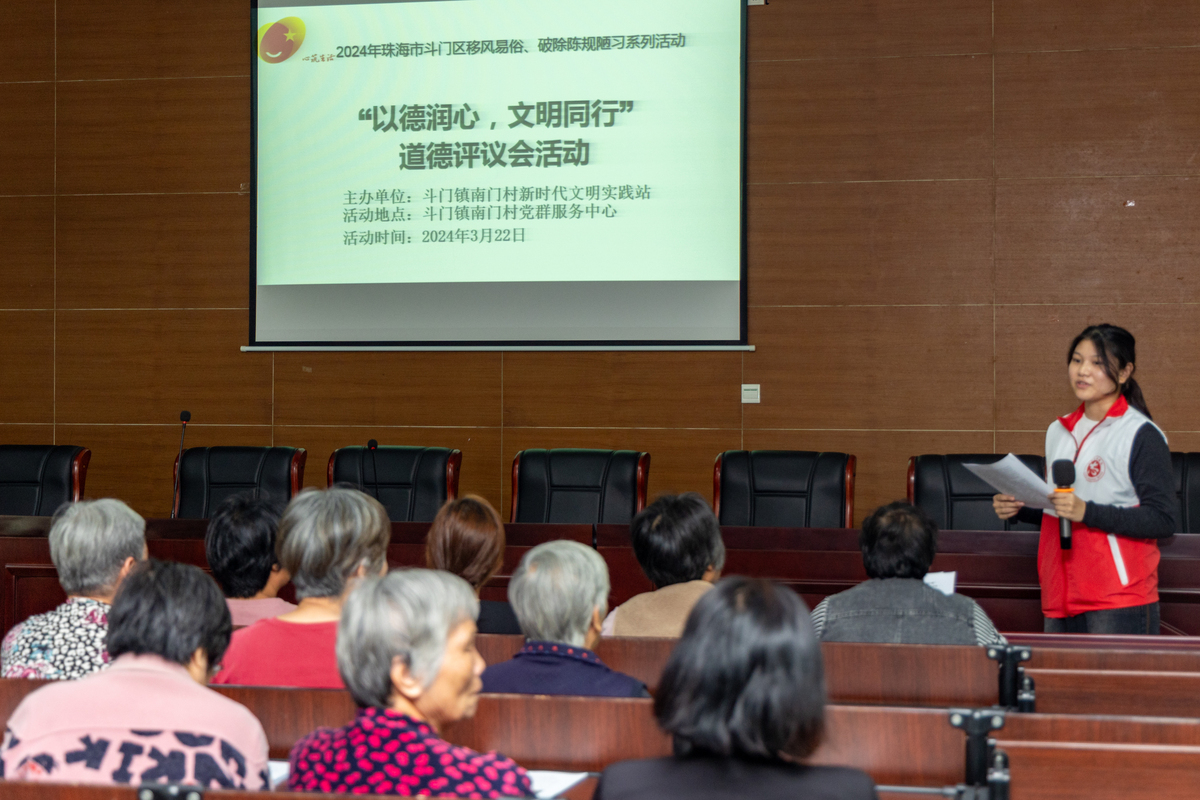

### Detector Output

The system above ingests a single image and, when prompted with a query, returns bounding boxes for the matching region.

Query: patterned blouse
[0,598,111,680]
[289,707,532,798]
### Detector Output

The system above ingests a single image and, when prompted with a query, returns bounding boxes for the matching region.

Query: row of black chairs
[3,444,1200,532]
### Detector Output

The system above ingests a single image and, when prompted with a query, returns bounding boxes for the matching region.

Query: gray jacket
[811,578,1005,646]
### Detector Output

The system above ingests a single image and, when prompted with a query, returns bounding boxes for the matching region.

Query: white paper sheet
[963,453,1056,511]
[923,571,957,596]
[529,770,590,799]
[267,760,290,789]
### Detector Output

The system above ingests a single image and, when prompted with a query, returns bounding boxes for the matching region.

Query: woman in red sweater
[214,486,390,687]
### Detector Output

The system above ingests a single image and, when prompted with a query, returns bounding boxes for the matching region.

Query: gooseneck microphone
[171,410,191,519]
[1051,459,1075,551]
[366,439,380,500]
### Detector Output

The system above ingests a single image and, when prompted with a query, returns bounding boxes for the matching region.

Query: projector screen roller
[251,0,745,348]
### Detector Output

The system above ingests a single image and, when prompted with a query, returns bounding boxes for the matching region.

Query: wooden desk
[5,683,1200,798]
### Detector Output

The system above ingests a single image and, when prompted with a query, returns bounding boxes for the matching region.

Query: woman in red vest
[994,324,1176,634]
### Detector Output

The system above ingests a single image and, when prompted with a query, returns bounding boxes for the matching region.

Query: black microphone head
[180,410,191,423]
[1052,459,1075,487]
[367,439,378,450]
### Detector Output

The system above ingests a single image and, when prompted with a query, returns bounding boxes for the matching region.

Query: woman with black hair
[994,324,1177,634]
[594,577,876,800]
[1,560,269,788]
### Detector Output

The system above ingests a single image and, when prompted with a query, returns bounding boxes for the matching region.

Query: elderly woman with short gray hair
[481,540,648,697]
[1,498,147,680]
[214,486,390,689]
[289,569,533,798]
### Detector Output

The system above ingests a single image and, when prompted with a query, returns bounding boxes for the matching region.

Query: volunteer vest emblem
[1085,457,1105,482]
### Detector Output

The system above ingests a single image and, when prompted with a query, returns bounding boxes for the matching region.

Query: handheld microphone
[1051,459,1075,551]
[366,439,380,500]
[172,410,191,519]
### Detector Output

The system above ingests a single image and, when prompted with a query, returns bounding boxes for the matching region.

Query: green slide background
[256,0,741,286]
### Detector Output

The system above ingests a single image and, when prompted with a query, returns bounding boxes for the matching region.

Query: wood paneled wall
[2,1,1198,523]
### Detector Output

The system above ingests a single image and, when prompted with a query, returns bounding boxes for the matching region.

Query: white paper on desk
[529,770,590,799]
[267,760,290,789]
[924,571,957,596]
[963,453,1055,511]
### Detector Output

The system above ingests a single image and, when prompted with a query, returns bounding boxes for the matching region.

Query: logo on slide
[1085,457,1105,482]
[258,17,305,63]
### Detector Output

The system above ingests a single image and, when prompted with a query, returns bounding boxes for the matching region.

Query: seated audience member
[2,560,269,789]
[482,540,648,697]
[290,569,532,798]
[214,486,390,688]
[1,498,146,680]
[595,577,876,800]
[205,492,297,627]
[810,501,1005,646]
[603,493,725,637]
[426,495,521,634]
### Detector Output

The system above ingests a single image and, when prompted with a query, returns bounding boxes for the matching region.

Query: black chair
[327,446,461,522]
[908,454,1046,531]
[713,450,856,529]
[173,446,306,519]
[510,449,649,524]
[0,445,91,516]
[1171,452,1200,533]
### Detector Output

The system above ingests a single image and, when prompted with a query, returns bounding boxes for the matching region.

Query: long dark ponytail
[1067,323,1151,419]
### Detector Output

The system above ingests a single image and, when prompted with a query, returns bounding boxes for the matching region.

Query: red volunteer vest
[1039,396,1163,617]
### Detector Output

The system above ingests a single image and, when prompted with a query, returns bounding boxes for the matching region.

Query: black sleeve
[1081,423,1178,539]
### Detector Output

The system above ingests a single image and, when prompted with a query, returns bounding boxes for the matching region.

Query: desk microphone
[171,410,191,519]
[1051,459,1075,551]
[366,439,380,500]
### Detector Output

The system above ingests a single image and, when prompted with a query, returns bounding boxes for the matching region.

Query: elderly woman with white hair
[1,499,147,680]
[481,540,647,697]
[289,569,532,798]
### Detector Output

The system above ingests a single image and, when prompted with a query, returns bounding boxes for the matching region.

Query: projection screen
[250,0,746,348]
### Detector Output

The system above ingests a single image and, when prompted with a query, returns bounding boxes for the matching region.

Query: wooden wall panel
[743,306,994,431]
[0,426,55,446]
[996,49,1200,179]
[57,0,250,81]
[56,424,272,514]
[747,55,992,183]
[0,83,55,195]
[1,0,55,82]
[747,0,990,61]
[0,312,54,424]
[743,430,994,526]
[0,196,55,309]
[56,78,250,194]
[996,177,1200,305]
[995,305,1200,434]
[273,352,502,428]
[502,352,741,429]
[1,0,1198,523]
[748,180,993,307]
[56,194,250,309]
[995,1,1200,52]
[55,311,272,425]
[279,425,504,511]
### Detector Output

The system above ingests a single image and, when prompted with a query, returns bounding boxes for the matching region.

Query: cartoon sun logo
[257,17,306,63]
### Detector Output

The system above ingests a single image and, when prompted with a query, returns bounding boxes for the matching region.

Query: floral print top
[289,707,532,798]
[1,598,111,680]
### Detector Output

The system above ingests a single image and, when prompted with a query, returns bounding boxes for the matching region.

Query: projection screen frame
[248,0,748,350]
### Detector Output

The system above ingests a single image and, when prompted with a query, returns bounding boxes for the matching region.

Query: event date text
[422,228,526,244]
